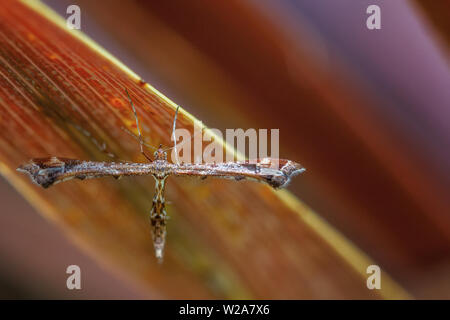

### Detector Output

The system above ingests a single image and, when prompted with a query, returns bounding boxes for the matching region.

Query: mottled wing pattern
[171,158,305,189]
[18,157,305,190]
[17,157,155,188]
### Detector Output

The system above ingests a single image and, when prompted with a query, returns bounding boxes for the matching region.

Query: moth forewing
[171,158,305,189]
[16,157,158,188]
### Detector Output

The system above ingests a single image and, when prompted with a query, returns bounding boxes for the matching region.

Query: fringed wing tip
[17,162,49,188]
[281,166,306,188]
[271,161,306,189]
[16,158,70,188]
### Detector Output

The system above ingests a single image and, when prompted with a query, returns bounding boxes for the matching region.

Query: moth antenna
[125,88,154,162]
[171,106,180,164]
[164,121,206,152]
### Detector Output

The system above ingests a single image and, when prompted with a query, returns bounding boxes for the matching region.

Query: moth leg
[120,126,157,150]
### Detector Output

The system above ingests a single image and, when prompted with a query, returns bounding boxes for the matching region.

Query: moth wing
[171,159,305,189]
[17,157,153,188]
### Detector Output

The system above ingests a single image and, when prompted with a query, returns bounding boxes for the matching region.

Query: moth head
[154,144,167,161]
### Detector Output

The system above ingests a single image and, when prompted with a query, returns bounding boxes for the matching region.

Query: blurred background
[0,0,449,298]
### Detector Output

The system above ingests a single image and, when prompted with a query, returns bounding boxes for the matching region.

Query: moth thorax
[154,147,167,161]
